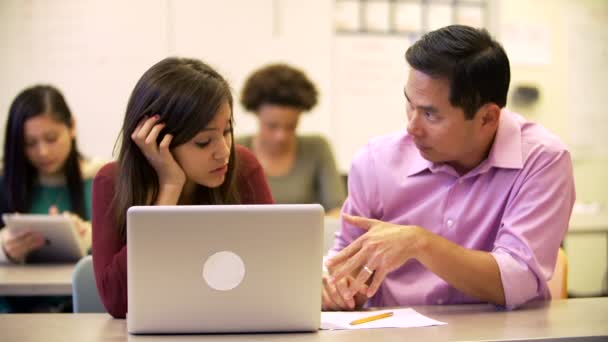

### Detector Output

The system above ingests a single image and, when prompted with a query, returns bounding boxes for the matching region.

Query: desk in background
[569,212,608,234]
[0,298,606,341]
[567,212,608,297]
[0,264,74,296]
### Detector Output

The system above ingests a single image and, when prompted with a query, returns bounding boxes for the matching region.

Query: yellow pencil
[349,311,394,325]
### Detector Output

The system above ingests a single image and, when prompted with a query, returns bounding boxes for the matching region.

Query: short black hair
[240,64,318,113]
[405,25,510,119]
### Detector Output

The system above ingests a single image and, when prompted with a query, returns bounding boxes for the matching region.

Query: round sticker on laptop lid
[202,251,246,291]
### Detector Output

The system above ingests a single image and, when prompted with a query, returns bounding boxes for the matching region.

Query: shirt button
[446,219,454,227]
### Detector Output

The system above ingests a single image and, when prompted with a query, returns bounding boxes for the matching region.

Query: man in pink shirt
[324,25,575,310]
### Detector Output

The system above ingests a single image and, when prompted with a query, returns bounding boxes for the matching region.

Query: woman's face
[24,114,75,177]
[172,101,233,189]
[257,104,301,154]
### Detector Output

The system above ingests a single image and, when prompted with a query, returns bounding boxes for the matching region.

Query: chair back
[324,216,341,254]
[547,247,568,299]
[72,255,105,312]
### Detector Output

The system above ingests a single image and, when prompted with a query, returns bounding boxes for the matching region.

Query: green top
[0,158,104,222]
[28,180,94,219]
[236,135,346,211]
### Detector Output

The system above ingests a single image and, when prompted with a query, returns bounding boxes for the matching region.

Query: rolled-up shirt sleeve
[492,150,575,309]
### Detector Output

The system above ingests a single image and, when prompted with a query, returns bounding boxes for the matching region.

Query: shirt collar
[485,109,523,170]
[405,136,433,176]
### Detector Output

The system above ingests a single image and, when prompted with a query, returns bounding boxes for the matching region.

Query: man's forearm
[416,231,505,306]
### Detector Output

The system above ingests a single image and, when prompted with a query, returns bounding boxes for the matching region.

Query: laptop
[126,204,324,334]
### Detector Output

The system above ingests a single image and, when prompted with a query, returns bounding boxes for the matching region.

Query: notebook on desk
[126,204,324,334]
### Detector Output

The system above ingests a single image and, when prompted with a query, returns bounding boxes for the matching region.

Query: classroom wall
[499,0,608,296]
[0,0,170,160]
[501,0,608,206]
[0,0,333,161]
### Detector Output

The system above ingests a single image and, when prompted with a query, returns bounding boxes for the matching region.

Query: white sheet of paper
[321,308,447,330]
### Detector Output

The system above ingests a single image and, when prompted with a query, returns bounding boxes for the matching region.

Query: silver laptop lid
[127,204,323,334]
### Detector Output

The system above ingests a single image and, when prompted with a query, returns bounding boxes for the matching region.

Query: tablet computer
[2,213,86,263]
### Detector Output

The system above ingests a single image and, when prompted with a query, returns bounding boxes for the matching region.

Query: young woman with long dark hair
[92,57,274,318]
[0,84,103,312]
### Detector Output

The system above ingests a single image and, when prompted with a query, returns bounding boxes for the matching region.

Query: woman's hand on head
[1,228,46,263]
[131,115,186,188]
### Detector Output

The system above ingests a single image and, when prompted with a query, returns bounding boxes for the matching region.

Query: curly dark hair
[240,64,318,113]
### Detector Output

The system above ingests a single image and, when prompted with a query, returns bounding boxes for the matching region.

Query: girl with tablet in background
[92,57,274,318]
[0,85,103,312]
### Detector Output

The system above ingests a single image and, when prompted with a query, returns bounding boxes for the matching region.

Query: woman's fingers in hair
[146,122,166,145]
[143,123,166,158]
[131,115,167,157]
[131,115,160,142]
[130,115,148,140]
[159,133,173,149]
[158,134,175,160]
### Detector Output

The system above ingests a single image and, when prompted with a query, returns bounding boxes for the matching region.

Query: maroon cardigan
[92,145,274,318]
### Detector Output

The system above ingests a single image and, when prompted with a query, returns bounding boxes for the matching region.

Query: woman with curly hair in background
[238,64,345,215]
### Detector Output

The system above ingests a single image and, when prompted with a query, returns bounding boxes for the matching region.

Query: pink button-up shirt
[331,109,575,309]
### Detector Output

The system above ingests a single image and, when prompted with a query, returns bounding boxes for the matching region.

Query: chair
[547,247,568,300]
[324,216,342,255]
[72,255,106,313]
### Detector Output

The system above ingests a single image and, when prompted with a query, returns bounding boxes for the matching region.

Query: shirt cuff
[492,248,543,309]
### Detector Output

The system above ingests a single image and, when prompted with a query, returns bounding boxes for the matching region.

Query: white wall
[168,0,333,141]
[0,0,170,159]
[0,0,333,161]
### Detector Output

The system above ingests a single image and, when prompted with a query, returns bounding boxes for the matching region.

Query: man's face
[405,69,486,174]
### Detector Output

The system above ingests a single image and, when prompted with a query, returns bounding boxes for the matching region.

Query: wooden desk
[0,298,606,341]
[0,264,74,296]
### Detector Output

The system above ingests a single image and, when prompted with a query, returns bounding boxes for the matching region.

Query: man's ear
[479,103,501,128]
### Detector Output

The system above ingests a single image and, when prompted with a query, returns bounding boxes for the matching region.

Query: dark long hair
[113,57,240,239]
[2,85,86,218]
